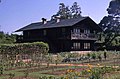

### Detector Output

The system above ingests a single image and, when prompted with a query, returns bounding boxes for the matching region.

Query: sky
[0,0,110,34]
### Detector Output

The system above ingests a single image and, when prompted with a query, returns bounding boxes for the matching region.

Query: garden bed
[10,76,37,79]
[42,68,84,75]
[18,66,68,73]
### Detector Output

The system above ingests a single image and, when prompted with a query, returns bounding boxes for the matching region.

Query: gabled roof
[15,17,102,32]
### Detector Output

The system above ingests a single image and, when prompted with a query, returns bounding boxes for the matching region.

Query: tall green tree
[70,2,82,18]
[51,3,71,19]
[51,2,82,20]
[99,0,120,47]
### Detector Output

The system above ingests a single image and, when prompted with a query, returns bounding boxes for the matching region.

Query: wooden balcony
[71,33,98,40]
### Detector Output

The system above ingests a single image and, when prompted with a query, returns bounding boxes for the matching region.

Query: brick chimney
[42,18,47,24]
[56,16,60,23]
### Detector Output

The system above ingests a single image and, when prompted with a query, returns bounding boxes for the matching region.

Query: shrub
[98,53,102,61]
[0,42,49,55]
[104,51,107,60]
[24,69,29,78]
[0,64,3,75]
[9,73,15,79]
[91,53,96,60]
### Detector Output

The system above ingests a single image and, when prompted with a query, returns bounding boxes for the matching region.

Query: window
[84,43,90,49]
[73,42,81,49]
[84,29,90,34]
[43,30,47,36]
[73,28,80,34]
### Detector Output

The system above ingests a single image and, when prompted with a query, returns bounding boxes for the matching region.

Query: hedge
[0,42,49,55]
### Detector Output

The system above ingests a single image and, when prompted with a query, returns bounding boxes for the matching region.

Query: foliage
[0,64,3,75]
[0,51,119,79]
[91,53,96,60]
[87,53,91,62]
[70,2,82,18]
[0,42,49,69]
[0,42,49,55]
[97,53,102,61]
[51,2,82,20]
[0,31,16,44]
[65,69,80,79]
[9,73,15,79]
[55,54,63,65]
[82,64,118,79]
[99,0,120,48]
[104,51,107,60]
[24,69,29,78]
[99,0,120,32]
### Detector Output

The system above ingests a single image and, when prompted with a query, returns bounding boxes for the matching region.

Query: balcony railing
[71,33,98,40]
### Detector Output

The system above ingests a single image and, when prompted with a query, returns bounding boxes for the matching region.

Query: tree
[99,0,120,47]
[70,2,82,18]
[0,31,16,44]
[51,3,71,20]
[51,2,82,20]
[100,0,120,32]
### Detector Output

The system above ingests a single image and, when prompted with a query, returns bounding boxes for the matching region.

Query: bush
[24,69,29,78]
[0,42,49,55]
[0,64,3,75]
[98,53,102,61]
[104,51,107,60]
[91,53,96,60]
[9,73,15,79]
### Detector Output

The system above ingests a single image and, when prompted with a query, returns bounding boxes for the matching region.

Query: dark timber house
[16,17,102,53]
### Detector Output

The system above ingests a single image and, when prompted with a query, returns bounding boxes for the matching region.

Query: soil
[10,76,37,79]
[18,66,68,73]
[5,66,38,71]
[5,67,28,71]
[0,74,9,77]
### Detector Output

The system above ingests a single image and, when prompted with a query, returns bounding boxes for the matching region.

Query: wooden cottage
[16,17,102,53]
